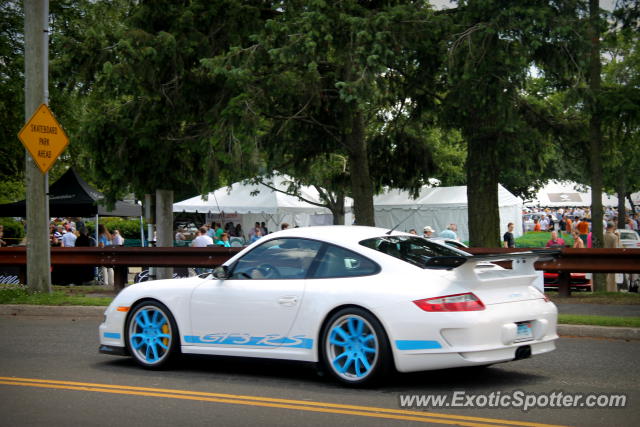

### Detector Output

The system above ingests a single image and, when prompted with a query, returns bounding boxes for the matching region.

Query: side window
[229,238,322,280]
[310,244,379,279]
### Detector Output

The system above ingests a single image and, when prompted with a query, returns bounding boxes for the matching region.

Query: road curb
[0,304,104,318]
[557,324,640,341]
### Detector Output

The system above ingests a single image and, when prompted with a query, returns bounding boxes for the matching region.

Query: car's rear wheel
[321,308,391,386]
[126,301,179,369]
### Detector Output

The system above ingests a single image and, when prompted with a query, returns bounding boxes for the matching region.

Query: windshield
[360,235,469,268]
[619,231,638,240]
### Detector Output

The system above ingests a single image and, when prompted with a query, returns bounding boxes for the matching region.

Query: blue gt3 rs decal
[395,340,442,350]
[184,333,313,349]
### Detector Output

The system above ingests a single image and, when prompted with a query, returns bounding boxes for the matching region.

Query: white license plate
[515,322,533,342]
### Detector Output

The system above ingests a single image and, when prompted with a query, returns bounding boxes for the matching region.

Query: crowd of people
[521,206,639,249]
[46,219,125,249]
[181,221,295,248]
[525,207,639,235]
[406,224,460,241]
[520,207,640,293]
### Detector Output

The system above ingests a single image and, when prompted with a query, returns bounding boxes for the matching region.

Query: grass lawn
[558,314,640,328]
[516,231,576,248]
[0,284,113,306]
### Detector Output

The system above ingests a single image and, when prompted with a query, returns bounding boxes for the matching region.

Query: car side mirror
[212,265,230,280]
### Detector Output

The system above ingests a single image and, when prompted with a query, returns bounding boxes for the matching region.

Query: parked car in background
[543,272,592,292]
[618,229,640,248]
[618,229,640,292]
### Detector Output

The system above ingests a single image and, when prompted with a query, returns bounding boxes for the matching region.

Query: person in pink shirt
[545,231,565,248]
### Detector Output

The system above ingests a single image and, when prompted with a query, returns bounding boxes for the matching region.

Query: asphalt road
[0,314,638,427]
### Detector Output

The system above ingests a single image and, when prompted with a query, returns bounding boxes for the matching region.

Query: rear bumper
[394,341,555,372]
[385,299,558,373]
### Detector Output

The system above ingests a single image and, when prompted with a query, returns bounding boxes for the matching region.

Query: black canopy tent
[0,168,143,246]
[0,168,141,218]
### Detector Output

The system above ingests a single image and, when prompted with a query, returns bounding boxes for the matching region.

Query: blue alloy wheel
[127,302,177,368]
[323,309,389,385]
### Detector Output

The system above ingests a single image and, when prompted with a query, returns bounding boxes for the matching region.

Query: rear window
[360,236,468,268]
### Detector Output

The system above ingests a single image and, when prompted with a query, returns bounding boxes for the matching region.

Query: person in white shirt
[112,230,125,246]
[61,228,77,247]
[191,227,214,247]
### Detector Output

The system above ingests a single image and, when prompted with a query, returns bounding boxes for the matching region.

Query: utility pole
[24,0,51,293]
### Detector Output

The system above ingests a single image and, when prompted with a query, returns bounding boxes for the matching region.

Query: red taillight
[413,292,485,312]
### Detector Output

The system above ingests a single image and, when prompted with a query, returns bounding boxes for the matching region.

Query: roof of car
[263,225,406,247]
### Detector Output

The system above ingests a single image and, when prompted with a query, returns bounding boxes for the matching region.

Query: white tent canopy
[173,175,353,234]
[524,181,628,208]
[373,185,523,242]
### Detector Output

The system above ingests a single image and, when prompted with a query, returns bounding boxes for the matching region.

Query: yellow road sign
[18,104,69,174]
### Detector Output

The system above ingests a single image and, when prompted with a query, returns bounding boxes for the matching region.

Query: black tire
[320,307,392,386]
[125,300,180,369]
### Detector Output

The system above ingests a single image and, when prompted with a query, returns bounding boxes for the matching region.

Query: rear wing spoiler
[458,249,561,281]
[425,250,561,280]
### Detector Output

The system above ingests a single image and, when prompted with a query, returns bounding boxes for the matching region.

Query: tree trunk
[627,193,636,215]
[466,136,500,247]
[330,193,346,225]
[589,0,605,292]
[155,189,174,280]
[346,111,375,226]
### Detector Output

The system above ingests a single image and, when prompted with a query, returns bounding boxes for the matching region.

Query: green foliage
[431,0,591,246]
[0,217,25,244]
[600,33,640,196]
[85,217,144,239]
[0,1,25,182]
[56,0,269,203]
[0,178,24,204]
[206,1,447,223]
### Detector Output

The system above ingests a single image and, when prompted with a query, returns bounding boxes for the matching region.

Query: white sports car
[99,226,558,386]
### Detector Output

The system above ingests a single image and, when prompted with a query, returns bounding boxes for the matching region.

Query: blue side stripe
[395,340,442,350]
[103,332,121,339]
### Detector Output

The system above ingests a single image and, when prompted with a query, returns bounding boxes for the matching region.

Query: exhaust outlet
[515,345,532,360]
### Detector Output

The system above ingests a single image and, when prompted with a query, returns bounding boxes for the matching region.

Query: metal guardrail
[0,246,242,268]
[1,246,639,294]
[464,247,640,273]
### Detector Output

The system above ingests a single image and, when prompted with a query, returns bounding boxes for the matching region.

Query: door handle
[278,296,298,306]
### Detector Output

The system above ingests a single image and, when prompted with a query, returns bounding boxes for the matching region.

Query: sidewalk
[0,304,638,341]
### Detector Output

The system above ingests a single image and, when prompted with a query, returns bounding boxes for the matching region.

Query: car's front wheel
[321,308,391,386]
[126,301,179,369]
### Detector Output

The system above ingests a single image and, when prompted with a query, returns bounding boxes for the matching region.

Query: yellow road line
[0,377,568,427]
